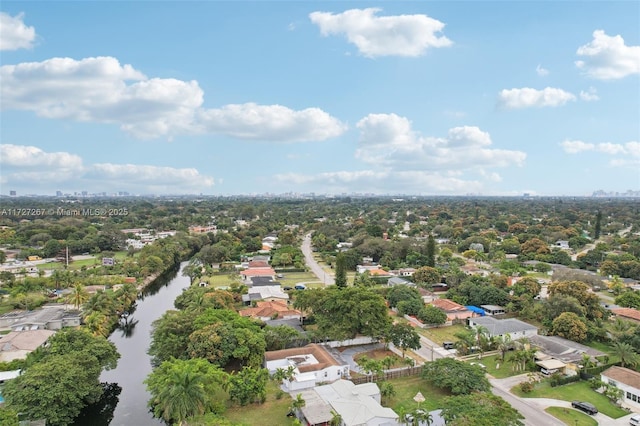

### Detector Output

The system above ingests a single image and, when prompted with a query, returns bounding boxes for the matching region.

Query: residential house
[0,329,55,362]
[528,334,605,365]
[264,344,349,392]
[241,286,289,304]
[611,307,640,323]
[298,379,399,426]
[0,306,81,331]
[601,366,640,410]
[554,240,570,250]
[480,305,506,316]
[240,267,276,283]
[387,277,415,287]
[239,301,302,321]
[429,299,475,322]
[468,316,538,339]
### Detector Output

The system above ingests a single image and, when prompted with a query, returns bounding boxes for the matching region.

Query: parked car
[282,286,293,291]
[630,414,640,426]
[571,401,598,415]
[443,342,455,350]
[294,284,306,290]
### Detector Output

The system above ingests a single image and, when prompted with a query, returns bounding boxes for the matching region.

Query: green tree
[389,323,421,358]
[334,252,348,288]
[3,353,104,426]
[615,290,640,309]
[417,305,447,326]
[426,234,436,268]
[594,210,602,239]
[441,393,524,426]
[552,312,587,342]
[611,342,640,368]
[422,358,490,395]
[68,283,89,310]
[228,367,269,406]
[145,358,226,425]
[413,266,441,286]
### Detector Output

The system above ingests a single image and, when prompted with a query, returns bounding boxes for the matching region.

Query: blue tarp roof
[466,305,485,315]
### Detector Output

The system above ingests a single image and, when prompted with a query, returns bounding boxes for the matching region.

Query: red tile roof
[240,267,276,277]
[239,301,301,319]
[431,298,467,312]
[612,307,640,322]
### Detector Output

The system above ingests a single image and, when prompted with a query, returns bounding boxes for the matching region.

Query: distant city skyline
[1,2,638,196]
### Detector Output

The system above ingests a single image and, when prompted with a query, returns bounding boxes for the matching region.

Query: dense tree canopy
[441,393,524,426]
[422,358,490,395]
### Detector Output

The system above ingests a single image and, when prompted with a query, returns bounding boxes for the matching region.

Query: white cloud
[309,8,452,57]
[0,144,214,193]
[0,144,83,169]
[0,12,36,51]
[560,139,595,154]
[355,113,526,170]
[198,103,347,142]
[575,30,640,80]
[579,87,599,101]
[536,64,549,76]
[498,87,576,109]
[0,56,345,141]
[561,139,639,166]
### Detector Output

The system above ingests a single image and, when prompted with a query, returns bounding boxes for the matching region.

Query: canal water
[73,262,189,426]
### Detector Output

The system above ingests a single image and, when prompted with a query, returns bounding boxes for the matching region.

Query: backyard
[511,380,629,419]
[417,323,466,345]
[466,353,535,379]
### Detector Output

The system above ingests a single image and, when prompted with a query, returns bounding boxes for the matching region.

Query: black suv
[571,401,598,415]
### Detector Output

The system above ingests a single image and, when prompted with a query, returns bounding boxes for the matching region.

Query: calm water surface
[74,262,189,426]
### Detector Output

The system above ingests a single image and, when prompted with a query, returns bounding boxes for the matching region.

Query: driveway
[338,343,384,373]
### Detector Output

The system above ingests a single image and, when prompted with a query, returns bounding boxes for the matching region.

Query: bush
[549,374,581,387]
[519,381,535,393]
[275,390,286,400]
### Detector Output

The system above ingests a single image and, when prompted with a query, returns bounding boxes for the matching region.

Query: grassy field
[386,375,450,412]
[511,380,628,419]
[354,348,407,368]
[222,381,297,426]
[466,353,533,379]
[545,406,598,426]
[417,324,466,345]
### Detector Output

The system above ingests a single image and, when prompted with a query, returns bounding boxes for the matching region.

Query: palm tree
[495,333,513,362]
[329,409,343,426]
[396,406,410,426]
[68,283,89,310]
[155,368,209,426]
[612,342,640,368]
[379,381,396,404]
[290,393,306,418]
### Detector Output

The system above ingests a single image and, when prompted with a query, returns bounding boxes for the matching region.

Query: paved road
[490,376,565,426]
[301,233,334,285]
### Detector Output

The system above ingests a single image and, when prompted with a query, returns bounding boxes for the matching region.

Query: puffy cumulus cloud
[575,30,640,80]
[536,64,549,76]
[0,144,83,169]
[561,139,640,166]
[0,12,36,51]
[309,8,452,57]
[198,103,347,142]
[579,87,599,101]
[355,113,526,170]
[497,87,576,109]
[1,56,345,141]
[0,144,214,193]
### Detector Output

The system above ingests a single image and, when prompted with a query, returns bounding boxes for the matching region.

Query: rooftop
[602,366,640,390]
[469,316,537,336]
[612,307,640,322]
[529,334,605,363]
[431,298,468,312]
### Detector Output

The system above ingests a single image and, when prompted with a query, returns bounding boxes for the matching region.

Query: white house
[299,380,399,426]
[468,316,538,339]
[264,344,349,392]
[601,366,640,410]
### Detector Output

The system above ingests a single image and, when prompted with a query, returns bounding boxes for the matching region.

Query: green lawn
[217,381,297,426]
[545,406,598,426]
[385,375,450,412]
[511,380,628,419]
[467,354,533,379]
[417,324,466,345]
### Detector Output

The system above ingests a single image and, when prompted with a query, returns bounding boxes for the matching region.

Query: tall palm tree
[68,283,89,310]
[495,333,513,362]
[155,368,209,426]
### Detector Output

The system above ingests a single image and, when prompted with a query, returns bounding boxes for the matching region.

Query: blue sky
[1,1,638,196]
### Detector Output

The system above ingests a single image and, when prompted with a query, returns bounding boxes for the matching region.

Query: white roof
[536,359,566,369]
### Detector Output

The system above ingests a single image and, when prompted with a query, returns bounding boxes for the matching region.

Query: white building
[264,344,349,392]
[601,366,640,410]
[468,316,538,339]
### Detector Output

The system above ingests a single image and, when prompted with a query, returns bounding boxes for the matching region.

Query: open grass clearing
[466,353,534,379]
[221,381,297,426]
[385,375,450,412]
[354,349,407,369]
[545,406,598,426]
[511,380,628,419]
[417,324,466,345]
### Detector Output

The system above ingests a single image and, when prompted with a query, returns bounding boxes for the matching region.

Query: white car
[630,414,640,426]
